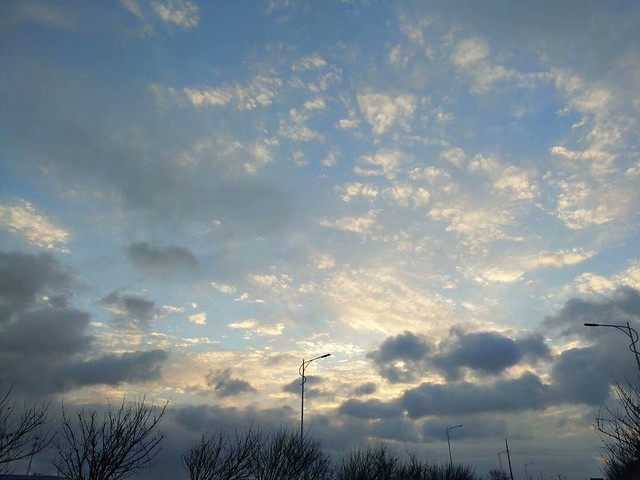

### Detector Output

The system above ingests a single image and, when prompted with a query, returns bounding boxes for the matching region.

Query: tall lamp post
[584,322,640,371]
[524,462,533,480]
[299,353,331,443]
[445,424,463,467]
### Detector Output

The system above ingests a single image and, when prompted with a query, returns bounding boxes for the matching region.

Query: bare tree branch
[54,396,168,480]
[0,384,53,473]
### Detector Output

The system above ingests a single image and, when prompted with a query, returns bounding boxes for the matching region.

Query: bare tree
[595,378,640,480]
[54,397,168,480]
[486,469,510,480]
[248,426,331,480]
[182,426,260,480]
[0,385,53,473]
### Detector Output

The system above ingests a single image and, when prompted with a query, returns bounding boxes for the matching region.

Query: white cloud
[279,123,323,142]
[0,200,69,251]
[211,282,236,294]
[409,166,451,182]
[248,273,292,291]
[413,187,431,207]
[355,149,412,180]
[452,38,489,67]
[304,98,326,110]
[322,149,340,167]
[476,268,524,284]
[279,107,324,142]
[429,202,516,249]
[189,312,207,325]
[382,183,413,207]
[398,14,432,45]
[357,93,417,135]
[227,319,284,336]
[521,249,595,270]
[160,305,184,315]
[451,37,517,94]
[493,166,538,200]
[571,261,640,294]
[337,183,378,202]
[315,254,335,270]
[550,146,616,176]
[468,154,500,173]
[292,54,328,71]
[323,266,455,335]
[552,178,621,230]
[388,45,413,68]
[441,147,466,168]
[152,0,199,29]
[180,76,283,110]
[573,273,616,294]
[320,211,378,235]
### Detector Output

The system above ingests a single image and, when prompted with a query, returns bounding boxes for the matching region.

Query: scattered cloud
[357,93,417,135]
[0,200,69,251]
[189,312,207,325]
[206,369,257,397]
[101,290,158,331]
[152,0,199,29]
[127,241,199,272]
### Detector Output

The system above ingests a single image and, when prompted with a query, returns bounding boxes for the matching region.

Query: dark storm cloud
[100,290,157,330]
[206,369,257,397]
[353,382,377,396]
[283,375,321,395]
[0,251,169,395]
[401,373,551,418]
[543,286,640,337]
[0,251,74,323]
[0,307,92,357]
[127,241,199,273]
[544,287,640,403]
[422,417,507,441]
[368,328,550,383]
[433,330,550,380]
[366,331,431,383]
[67,349,168,386]
[338,398,403,419]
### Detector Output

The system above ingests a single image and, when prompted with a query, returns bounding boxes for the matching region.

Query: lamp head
[584,323,600,327]
[320,353,331,358]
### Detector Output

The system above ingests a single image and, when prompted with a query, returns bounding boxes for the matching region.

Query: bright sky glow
[1,1,639,478]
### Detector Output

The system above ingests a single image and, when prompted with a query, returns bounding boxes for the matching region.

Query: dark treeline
[0,391,498,480]
[11,385,640,479]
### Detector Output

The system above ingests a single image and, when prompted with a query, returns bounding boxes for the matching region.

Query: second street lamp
[299,353,331,444]
[584,322,640,371]
[445,424,463,467]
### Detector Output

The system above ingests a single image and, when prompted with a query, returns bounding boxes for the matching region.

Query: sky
[1,0,639,478]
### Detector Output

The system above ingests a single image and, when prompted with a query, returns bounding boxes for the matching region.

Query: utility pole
[505,438,514,480]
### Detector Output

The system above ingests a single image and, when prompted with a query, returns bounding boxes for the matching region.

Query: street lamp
[445,424,463,467]
[584,322,640,371]
[524,462,533,480]
[498,450,507,471]
[539,469,547,480]
[299,353,331,443]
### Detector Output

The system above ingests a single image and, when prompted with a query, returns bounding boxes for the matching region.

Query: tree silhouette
[595,378,640,479]
[183,426,259,480]
[54,397,168,480]
[0,385,53,473]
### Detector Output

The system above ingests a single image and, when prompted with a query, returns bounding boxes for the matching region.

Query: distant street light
[539,469,547,480]
[524,462,533,480]
[584,322,640,371]
[299,353,331,443]
[498,450,507,471]
[445,424,463,467]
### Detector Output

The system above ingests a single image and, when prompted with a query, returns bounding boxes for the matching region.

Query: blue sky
[1,1,639,478]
